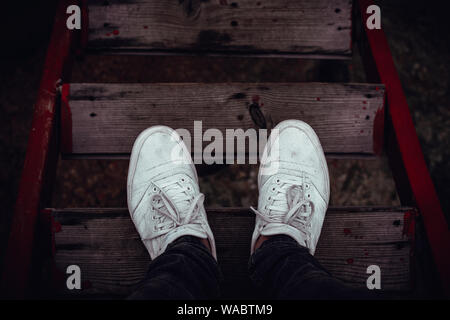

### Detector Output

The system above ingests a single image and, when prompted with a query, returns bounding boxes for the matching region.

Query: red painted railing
[0,0,80,298]
[357,0,450,296]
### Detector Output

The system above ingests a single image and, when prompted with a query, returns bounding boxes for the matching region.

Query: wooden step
[88,0,353,58]
[45,207,414,298]
[61,83,385,158]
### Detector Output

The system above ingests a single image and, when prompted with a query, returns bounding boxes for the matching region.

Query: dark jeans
[128,235,373,300]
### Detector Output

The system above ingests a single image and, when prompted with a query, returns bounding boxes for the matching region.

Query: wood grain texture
[49,207,413,297]
[63,82,385,158]
[88,0,353,58]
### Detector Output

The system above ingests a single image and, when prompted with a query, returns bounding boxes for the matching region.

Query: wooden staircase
[2,0,450,299]
[46,207,414,298]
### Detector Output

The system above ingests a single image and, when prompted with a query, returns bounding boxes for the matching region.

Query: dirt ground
[0,1,449,285]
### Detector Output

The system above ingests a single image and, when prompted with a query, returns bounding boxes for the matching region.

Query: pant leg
[128,236,222,300]
[249,235,374,300]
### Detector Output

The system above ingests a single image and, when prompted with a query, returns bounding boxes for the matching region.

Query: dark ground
[0,1,449,295]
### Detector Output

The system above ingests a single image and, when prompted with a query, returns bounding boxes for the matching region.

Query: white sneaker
[127,126,216,260]
[251,120,330,255]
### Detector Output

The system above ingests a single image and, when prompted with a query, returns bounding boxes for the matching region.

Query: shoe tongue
[287,185,305,207]
[270,184,311,219]
[163,185,191,215]
[151,173,192,216]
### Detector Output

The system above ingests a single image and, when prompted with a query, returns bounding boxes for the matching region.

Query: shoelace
[149,178,205,232]
[251,174,314,241]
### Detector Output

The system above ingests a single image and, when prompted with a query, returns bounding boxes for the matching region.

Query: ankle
[200,238,212,253]
[254,235,271,250]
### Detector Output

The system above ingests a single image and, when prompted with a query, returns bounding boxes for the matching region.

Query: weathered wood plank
[88,0,353,58]
[48,207,413,297]
[62,83,385,158]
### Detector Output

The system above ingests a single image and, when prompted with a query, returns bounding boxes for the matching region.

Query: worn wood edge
[87,0,353,57]
[63,82,386,156]
[60,152,378,160]
[85,48,352,60]
[47,206,415,297]
[66,81,384,89]
[48,206,415,217]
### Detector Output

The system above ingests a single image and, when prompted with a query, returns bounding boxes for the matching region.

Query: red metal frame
[357,0,450,296]
[0,0,81,298]
[61,84,73,154]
